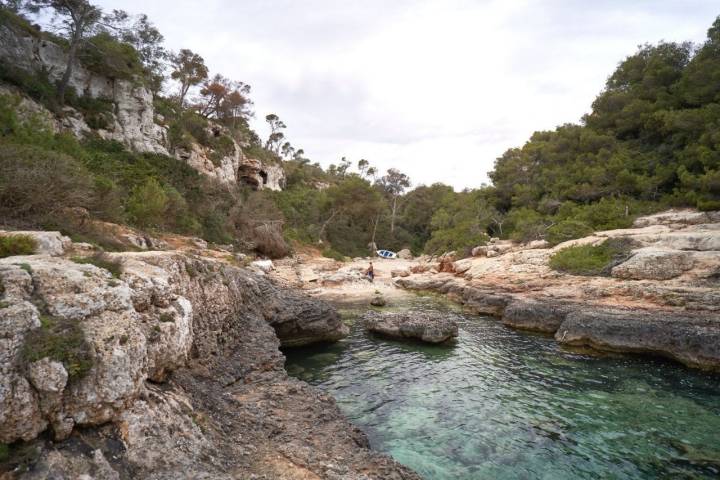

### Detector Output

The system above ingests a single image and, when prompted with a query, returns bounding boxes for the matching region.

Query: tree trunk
[391,196,397,233]
[178,83,189,108]
[57,27,83,106]
[318,209,339,243]
[370,212,380,253]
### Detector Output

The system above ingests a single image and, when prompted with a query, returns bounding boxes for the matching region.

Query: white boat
[376,249,398,259]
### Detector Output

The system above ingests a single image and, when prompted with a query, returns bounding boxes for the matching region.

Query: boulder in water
[362,310,458,343]
[370,294,386,307]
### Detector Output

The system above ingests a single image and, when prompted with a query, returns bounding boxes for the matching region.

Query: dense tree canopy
[1,3,719,258]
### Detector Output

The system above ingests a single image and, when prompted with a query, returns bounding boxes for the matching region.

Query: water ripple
[284,300,720,480]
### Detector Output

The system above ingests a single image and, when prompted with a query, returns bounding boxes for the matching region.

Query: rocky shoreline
[393,210,720,371]
[0,237,418,479]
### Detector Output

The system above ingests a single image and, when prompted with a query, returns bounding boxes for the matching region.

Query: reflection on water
[284,296,720,479]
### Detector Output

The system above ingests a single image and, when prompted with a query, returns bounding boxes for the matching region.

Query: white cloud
[96,0,719,189]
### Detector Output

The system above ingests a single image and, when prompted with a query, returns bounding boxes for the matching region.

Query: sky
[95,0,719,190]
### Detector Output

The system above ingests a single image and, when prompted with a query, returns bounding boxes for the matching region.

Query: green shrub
[71,253,123,278]
[0,234,37,258]
[549,238,635,276]
[506,207,547,242]
[16,263,32,274]
[208,134,236,167]
[697,198,720,212]
[127,178,168,228]
[0,443,8,462]
[0,144,93,224]
[23,315,93,380]
[0,8,41,38]
[546,220,594,246]
[70,95,114,130]
[79,32,144,80]
[0,60,59,111]
[322,247,346,261]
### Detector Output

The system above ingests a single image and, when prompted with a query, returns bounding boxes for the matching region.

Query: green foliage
[0,7,41,38]
[0,234,37,258]
[243,143,282,165]
[505,207,547,242]
[126,178,168,228]
[485,21,720,236]
[546,220,594,246]
[22,315,93,380]
[549,238,635,276]
[17,263,32,274]
[71,253,123,278]
[0,443,8,462]
[72,96,114,130]
[424,189,494,255]
[79,32,144,80]
[322,247,346,261]
[0,60,59,111]
[0,142,93,224]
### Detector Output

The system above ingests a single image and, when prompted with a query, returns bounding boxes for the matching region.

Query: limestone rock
[611,248,695,280]
[527,239,550,249]
[28,359,68,394]
[471,245,488,257]
[633,209,720,228]
[363,311,459,343]
[502,299,573,333]
[0,230,71,256]
[391,269,410,278]
[556,310,720,370]
[453,259,473,274]
[397,248,413,260]
[0,24,168,156]
[251,259,274,273]
[370,294,387,307]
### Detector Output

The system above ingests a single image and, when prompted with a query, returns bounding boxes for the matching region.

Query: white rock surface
[0,231,71,256]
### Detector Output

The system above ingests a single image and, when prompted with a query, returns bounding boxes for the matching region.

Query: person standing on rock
[366,262,374,283]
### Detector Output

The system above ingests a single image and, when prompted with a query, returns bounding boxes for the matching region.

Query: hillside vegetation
[0,2,718,259]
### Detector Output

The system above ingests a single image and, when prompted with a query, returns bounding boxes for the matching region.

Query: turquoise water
[284,297,720,479]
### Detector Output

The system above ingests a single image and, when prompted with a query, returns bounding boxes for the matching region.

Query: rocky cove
[0,235,418,479]
[1,209,720,478]
[1,4,720,478]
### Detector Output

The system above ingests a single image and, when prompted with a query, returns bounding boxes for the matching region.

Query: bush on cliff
[549,238,635,276]
[546,220,594,246]
[0,235,37,258]
[0,143,94,225]
[22,315,93,380]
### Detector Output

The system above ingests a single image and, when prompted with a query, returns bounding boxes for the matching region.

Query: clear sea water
[284,295,720,480]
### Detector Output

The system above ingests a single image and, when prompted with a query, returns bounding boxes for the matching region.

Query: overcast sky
[95,0,719,190]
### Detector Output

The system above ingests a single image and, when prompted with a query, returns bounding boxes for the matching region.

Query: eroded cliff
[0,237,417,479]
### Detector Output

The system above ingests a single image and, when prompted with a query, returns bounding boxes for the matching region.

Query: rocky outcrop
[397,249,413,260]
[0,246,417,478]
[0,230,71,256]
[363,311,459,343]
[556,310,720,370]
[0,22,286,192]
[610,248,695,280]
[394,210,720,370]
[0,23,168,155]
[176,136,286,190]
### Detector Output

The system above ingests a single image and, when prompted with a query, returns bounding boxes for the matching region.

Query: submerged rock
[370,294,387,307]
[363,310,459,343]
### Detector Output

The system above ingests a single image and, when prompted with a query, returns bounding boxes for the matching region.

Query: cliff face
[0,22,285,191]
[0,236,416,479]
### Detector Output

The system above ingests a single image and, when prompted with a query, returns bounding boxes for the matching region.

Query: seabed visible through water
[284,295,720,480]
